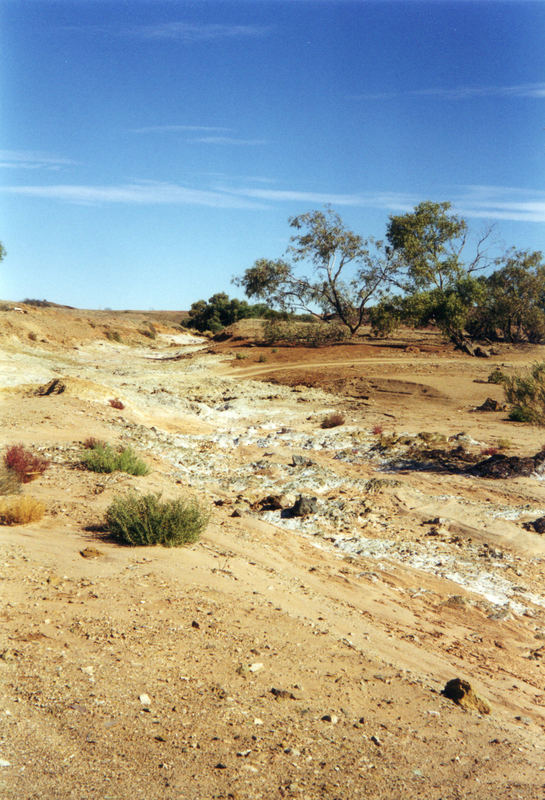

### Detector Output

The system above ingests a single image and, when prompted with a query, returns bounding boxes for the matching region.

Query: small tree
[235,207,400,336]
[0,242,6,263]
[385,201,494,344]
[468,249,545,343]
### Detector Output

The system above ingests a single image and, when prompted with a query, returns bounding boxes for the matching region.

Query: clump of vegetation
[0,496,45,525]
[480,446,500,457]
[139,322,157,339]
[4,444,49,484]
[105,492,209,547]
[257,354,267,363]
[82,442,149,475]
[105,330,122,343]
[235,352,247,360]
[182,292,279,333]
[487,368,507,384]
[496,438,512,451]
[372,424,384,436]
[28,331,38,341]
[501,362,545,424]
[83,436,105,450]
[109,398,125,410]
[0,465,22,495]
[263,319,349,347]
[321,412,345,429]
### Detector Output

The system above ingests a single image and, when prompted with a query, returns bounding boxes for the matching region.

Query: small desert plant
[502,362,545,424]
[257,354,267,363]
[496,438,512,451]
[82,443,149,476]
[28,331,38,341]
[105,492,209,546]
[0,496,45,525]
[139,323,157,340]
[487,367,506,385]
[108,398,125,410]
[320,412,345,429]
[372,424,384,436]
[0,466,22,495]
[105,330,122,343]
[4,445,49,484]
[235,352,247,360]
[480,446,500,457]
[83,436,105,450]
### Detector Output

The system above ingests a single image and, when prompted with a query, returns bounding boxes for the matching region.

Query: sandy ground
[1,305,545,799]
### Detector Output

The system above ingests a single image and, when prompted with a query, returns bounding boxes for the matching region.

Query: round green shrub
[105,492,209,547]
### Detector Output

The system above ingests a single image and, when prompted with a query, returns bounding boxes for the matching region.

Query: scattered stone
[442,678,491,714]
[191,620,200,629]
[80,547,103,559]
[523,517,545,534]
[237,750,252,757]
[270,687,296,700]
[249,662,264,673]
[321,713,338,724]
[515,715,532,725]
[475,397,503,412]
[468,450,545,479]
[215,762,227,769]
[139,694,151,707]
[290,495,319,517]
[231,509,242,518]
[253,495,289,512]
[370,735,382,746]
[292,454,313,467]
[36,378,66,396]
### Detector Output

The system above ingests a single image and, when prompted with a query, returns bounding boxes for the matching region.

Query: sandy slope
[1,306,545,799]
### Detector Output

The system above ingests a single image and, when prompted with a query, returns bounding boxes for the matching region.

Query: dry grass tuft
[0,496,45,525]
[320,412,345,429]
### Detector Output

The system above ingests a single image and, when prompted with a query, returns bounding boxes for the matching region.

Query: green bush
[502,362,545,424]
[487,368,507,384]
[105,492,209,546]
[82,443,149,475]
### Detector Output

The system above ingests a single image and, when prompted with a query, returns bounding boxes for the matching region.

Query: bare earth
[2,304,545,800]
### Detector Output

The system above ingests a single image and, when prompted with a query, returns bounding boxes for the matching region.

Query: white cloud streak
[2,181,267,209]
[3,180,544,222]
[0,149,76,170]
[131,125,232,134]
[356,82,545,101]
[129,22,270,43]
[188,136,267,146]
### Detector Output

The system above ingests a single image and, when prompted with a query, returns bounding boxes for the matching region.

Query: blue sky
[1,0,544,309]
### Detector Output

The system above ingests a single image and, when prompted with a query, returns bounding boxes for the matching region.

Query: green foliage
[82,443,149,475]
[105,330,122,343]
[487,368,507,384]
[0,242,6,263]
[182,292,273,333]
[501,362,545,424]
[467,249,545,343]
[105,492,209,547]
[236,207,400,336]
[368,299,402,337]
[386,201,472,291]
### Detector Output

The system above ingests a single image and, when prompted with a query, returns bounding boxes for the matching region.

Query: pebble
[139,694,151,706]
[321,714,338,724]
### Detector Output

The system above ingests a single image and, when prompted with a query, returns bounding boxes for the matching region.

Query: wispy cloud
[0,149,76,170]
[189,136,267,146]
[130,22,271,43]
[1,181,267,209]
[3,179,544,223]
[131,124,232,134]
[356,82,545,101]
[454,185,545,223]
[221,186,418,209]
